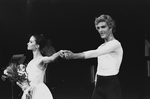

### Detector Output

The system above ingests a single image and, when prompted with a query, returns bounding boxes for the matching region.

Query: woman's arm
[16,81,29,91]
[42,51,61,63]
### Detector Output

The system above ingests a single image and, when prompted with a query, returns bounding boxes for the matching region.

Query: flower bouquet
[1,63,30,91]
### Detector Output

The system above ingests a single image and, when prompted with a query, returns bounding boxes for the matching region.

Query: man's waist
[96,74,118,80]
[96,69,119,75]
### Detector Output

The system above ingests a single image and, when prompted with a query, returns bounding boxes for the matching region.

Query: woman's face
[27,36,38,51]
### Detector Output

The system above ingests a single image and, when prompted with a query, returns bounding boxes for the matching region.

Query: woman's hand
[59,50,66,58]
[16,81,30,91]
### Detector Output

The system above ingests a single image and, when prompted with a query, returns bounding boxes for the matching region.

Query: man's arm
[84,40,120,59]
[62,50,85,59]
[64,40,120,59]
[69,52,85,59]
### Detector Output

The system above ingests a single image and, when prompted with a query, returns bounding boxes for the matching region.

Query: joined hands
[59,50,74,59]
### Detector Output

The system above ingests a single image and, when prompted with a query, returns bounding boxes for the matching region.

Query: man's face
[95,22,112,39]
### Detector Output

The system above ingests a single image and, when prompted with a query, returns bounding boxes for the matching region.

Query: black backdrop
[0,0,146,99]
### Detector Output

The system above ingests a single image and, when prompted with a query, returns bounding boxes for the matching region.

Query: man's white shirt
[84,39,123,76]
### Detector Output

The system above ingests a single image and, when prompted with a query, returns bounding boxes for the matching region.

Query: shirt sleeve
[84,40,120,59]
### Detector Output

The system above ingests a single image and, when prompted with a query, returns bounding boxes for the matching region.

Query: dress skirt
[22,83,53,99]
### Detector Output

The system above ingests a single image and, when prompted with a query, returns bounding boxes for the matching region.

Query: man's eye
[101,26,106,28]
[96,26,106,29]
[96,27,100,29]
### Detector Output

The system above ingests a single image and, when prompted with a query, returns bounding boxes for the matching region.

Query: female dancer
[17,34,61,99]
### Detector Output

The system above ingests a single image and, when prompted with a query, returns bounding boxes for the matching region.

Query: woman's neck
[32,50,43,59]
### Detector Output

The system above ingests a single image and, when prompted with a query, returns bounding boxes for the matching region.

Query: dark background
[0,0,147,99]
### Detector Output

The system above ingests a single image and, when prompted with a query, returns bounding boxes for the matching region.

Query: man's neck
[105,36,115,43]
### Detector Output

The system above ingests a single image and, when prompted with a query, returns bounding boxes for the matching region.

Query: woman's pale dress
[22,58,53,99]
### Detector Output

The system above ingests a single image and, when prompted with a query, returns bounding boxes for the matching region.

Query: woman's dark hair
[95,14,116,33]
[32,34,56,56]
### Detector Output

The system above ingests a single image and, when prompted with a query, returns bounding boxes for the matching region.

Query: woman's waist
[28,74,45,82]
[29,79,44,87]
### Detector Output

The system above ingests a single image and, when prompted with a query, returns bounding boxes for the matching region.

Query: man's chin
[100,36,106,39]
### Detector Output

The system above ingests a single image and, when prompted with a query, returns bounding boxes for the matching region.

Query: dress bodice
[26,58,46,86]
